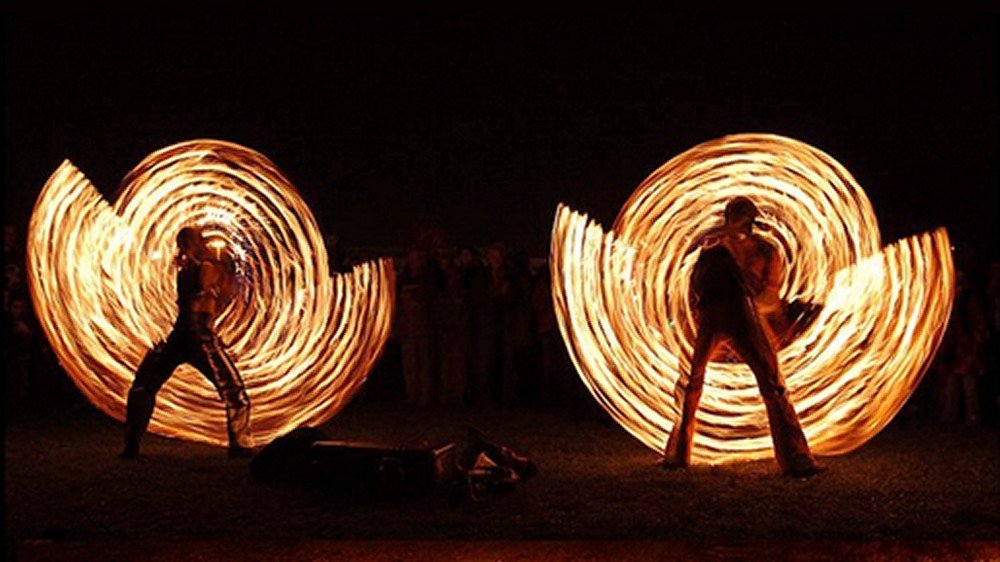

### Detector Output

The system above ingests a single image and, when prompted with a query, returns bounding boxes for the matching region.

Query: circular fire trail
[550,134,954,464]
[28,140,395,447]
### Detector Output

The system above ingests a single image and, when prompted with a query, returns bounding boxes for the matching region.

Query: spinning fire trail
[550,134,954,464]
[27,140,395,447]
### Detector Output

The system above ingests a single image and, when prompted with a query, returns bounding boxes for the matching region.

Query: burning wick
[207,239,225,260]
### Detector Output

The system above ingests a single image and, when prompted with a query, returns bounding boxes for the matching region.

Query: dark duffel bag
[308,439,458,494]
[250,426,458,495]
[249,426,331,482]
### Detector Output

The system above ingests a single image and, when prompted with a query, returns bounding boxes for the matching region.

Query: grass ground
[5,397,998,560]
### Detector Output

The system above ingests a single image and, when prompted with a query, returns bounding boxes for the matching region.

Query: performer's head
[723,196,759,237]
[176,227,204,257]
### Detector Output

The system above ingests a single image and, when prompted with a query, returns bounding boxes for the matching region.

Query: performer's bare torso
[719,232,787,345]
[176,253,236,335]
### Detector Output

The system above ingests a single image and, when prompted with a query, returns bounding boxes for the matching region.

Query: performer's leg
[729,302,818,475]
[192,334,253,453]
[122,337,182,457]
[663,319,717,468]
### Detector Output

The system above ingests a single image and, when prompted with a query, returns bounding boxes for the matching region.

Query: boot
[121,388,156,459]
[225,398,254,458]
[467,427,537,479]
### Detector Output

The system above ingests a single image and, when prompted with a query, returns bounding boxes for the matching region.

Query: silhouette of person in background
[397,247,436,407]
[325,232,351,274]
[662,197,822,477]
[435,247,469,405]
[938,270,989,425]
[485,242,515,406]
[122,227,253,458]
[4,293,33,407]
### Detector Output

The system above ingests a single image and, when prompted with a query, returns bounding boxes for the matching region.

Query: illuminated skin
[550,133,954,465]
[721,207,788,346]
[27,140,395,447]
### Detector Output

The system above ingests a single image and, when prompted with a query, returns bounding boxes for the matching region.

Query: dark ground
[5,398,999,561]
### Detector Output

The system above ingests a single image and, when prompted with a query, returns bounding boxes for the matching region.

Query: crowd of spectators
[4,224,78,418]
[5,220,999,426]
[345,227,589,414]
[906,259,1000,426]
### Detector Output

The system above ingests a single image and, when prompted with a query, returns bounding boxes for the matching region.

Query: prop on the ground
[249,426,537,502]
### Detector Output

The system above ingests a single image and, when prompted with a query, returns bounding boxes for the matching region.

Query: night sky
[4,15,997,263]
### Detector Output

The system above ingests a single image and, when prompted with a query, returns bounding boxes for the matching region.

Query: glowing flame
[27,140,395,447]
[551,134,954,464]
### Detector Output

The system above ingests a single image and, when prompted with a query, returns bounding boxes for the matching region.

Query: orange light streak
[28,140,395,447]
[550,134,954,463]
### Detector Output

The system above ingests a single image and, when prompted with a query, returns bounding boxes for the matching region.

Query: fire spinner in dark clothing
[122,227,252,458]
[662,198,822,477]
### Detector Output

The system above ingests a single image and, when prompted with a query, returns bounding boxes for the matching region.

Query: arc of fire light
[550,133,954,464]
[28,140,395,447]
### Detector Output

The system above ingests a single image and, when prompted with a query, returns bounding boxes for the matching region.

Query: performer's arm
[199,260,221,300]
[756,244,785,314]
[214,255,239,308]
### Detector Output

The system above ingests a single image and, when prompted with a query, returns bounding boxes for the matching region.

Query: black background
[4,14,997,265]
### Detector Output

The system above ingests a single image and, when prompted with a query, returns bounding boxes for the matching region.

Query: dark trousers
[124,318,252,453]
[663,298,816,474]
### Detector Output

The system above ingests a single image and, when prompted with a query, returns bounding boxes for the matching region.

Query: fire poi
[549,133,955,464]
[27,140,395,447]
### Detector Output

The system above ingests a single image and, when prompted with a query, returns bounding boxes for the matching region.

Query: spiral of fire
[28,140,395,447]
[551,133,954,463]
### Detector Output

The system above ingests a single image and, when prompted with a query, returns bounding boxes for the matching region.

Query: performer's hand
[756,287,784,315]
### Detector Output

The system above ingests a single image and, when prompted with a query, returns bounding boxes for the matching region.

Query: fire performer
[662,197,823,477]
[121,227,253,458]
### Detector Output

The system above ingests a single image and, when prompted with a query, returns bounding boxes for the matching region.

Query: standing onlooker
[397,248,436,407]
[484,242,514,406]
[4,223,27,313]
[507,249,535,405]
[532,266,566,408]
[4,224,32,413]
[5,262,25,312]
[938,271,990,425]
[325,233,352,274]
[987,261,1000,422]
[467,242,512,407]
[459,247,490,406]
[435,248,469,405]
[3,224,24,269]
[4,293,33,411]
